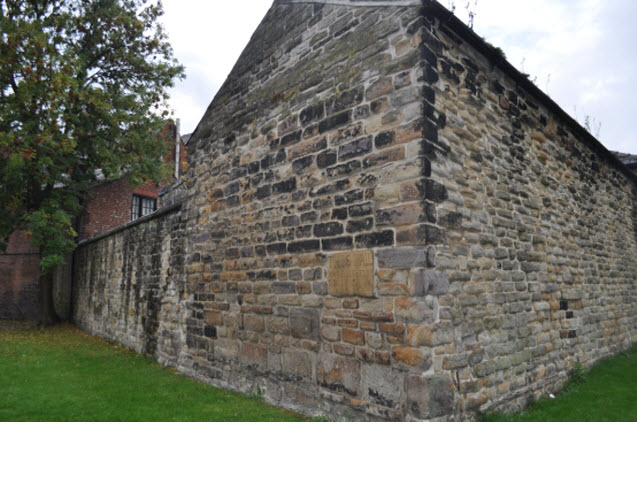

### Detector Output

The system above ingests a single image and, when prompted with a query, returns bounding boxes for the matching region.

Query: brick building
[0,121,188,321]
[79,121,188,241]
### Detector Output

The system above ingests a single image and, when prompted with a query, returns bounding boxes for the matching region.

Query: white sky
[161,0,637,154]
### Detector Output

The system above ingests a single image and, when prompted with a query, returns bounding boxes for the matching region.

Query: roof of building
[613,152,637,169]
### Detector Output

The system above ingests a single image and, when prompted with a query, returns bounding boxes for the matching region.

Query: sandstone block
[413,270,450,296]
[366,77,393,101]
[317,353,361,397]
[406,374,455,419]
[241,342,268,371]
[376,203,425,227]
[290,307,320,340]
[361,364,402,408]
[282,348,313,380]
[342,328,365,346]
[392,346,431,369]
[321,325,340,342]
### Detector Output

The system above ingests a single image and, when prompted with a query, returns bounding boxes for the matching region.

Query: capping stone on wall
[73,0,637,421]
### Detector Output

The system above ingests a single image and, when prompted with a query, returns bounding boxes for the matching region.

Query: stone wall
[73,203,187,363]
[183,0,435,420]
[72,0,637,420]
[417,3,637,413]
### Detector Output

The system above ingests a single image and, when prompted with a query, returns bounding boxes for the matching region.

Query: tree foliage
[0,0,184,271]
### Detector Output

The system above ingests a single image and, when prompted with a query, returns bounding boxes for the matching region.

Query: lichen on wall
[73,205,187,366]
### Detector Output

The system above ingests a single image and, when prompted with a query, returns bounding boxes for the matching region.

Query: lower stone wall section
[73,205,188,365]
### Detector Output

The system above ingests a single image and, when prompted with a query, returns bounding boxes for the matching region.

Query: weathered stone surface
[72,0,637,423]
[413,270,450,296]
[241,342,268,371]
[377,247,427,269]
[290,308,320,340]
[361,364,402,408]
[282,348,313,379]
[317,353,361,397]
[392,346,431,369]
[407,375,455,420]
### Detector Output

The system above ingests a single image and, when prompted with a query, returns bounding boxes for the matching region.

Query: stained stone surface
[72,0,637,421]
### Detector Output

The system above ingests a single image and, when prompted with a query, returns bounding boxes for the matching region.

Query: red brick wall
[0,231,40,320]
[78,178,162,241]
[1,122,188,319]
[78,123,188,241]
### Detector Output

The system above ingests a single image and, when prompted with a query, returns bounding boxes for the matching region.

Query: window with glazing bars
[131,194,157,221]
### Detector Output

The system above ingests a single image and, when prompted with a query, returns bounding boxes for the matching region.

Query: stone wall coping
[158,177,185,197]
[77,200,183,248]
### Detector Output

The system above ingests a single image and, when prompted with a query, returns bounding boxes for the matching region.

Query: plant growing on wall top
[0,0,184,324]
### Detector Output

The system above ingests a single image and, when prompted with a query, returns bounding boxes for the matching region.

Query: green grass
[0,324,306,421]
[480,344,637,422]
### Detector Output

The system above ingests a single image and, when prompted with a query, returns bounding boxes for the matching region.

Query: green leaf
[0,0,185,272]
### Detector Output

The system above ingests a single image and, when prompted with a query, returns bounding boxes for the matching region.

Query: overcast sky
[161,0,637,154]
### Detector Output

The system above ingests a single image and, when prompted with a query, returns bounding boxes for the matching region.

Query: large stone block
[406,374,455,419]
[377,247,427,269]
[241,342,268,371]
[328,251,374,297]
[413,270,449,296]
[317,353,361,397]
[361,364,403,409]
[282,348,313,380]
[290,307,320,340]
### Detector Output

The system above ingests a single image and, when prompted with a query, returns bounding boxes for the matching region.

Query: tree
[0,0,184,324]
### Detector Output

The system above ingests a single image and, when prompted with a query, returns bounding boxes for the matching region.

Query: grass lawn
[0,323,306,421]
[481,343,637,422]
